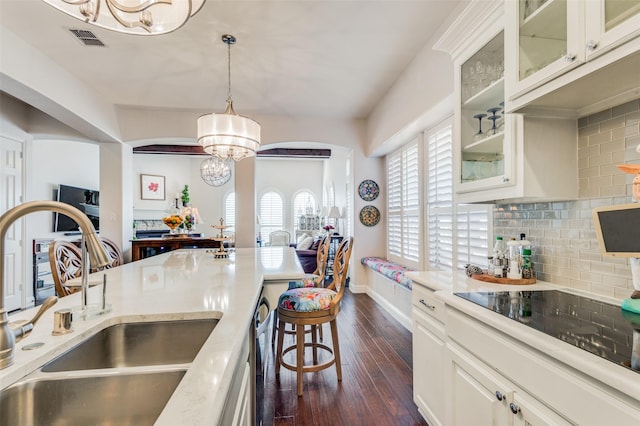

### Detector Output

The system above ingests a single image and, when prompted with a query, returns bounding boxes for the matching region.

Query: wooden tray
[471,273,536,285]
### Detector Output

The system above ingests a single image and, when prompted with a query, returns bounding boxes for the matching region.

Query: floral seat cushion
[288,273,321,290]
[278,287,337,312]
[360,256,414,290]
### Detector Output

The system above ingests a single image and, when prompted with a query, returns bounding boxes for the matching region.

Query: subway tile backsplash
[494,99,640,300]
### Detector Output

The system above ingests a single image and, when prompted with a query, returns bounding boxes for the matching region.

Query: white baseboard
[366,284,412,332]
[348,282,367,293]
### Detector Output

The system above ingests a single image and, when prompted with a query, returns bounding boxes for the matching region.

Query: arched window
[292,190,317,232]
[259,191,284,244]
[224,192,235,233]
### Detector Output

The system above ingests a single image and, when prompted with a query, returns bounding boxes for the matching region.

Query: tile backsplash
[494,99,640,300]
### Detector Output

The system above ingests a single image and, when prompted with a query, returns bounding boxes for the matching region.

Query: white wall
[132,153,234,238]
[28,139,100,241]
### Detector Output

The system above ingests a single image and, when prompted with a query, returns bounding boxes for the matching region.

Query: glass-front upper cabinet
[585,0,640,59]
[505,0,584,100]
[459,31,513,194]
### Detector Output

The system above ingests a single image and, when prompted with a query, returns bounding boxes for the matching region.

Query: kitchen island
[0,247,304,425]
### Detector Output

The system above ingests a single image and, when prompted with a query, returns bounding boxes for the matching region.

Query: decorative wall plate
[358,179,380,201]
[359,205,380,227]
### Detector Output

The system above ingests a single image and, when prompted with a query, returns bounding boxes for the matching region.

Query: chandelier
[197,34,261,162]
[200,156,231,187]
[42,0,206,35]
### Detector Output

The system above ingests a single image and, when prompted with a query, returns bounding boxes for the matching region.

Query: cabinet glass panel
[460,31,504,185]
[605,0,640,31]
[518,0,567,81]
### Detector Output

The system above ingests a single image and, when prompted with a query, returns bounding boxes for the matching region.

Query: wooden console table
[131,237,221,261]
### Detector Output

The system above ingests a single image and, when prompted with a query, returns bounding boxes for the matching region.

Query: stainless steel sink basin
[1,370,185,425]
[42,318,218,372]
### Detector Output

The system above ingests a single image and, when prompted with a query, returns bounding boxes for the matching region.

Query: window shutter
[427,121,454,269]
[260,191,283,243]
[387,139,420,268]
[224,192,236,232]
[456,205,491,269]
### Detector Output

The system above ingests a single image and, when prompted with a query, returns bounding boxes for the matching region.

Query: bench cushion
[361,257,414,290]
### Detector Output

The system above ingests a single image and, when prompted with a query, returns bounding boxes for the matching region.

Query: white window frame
[292,190,317,231]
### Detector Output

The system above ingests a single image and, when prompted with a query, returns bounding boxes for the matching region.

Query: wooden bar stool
[275,237,353,396]
[271,234,331,346]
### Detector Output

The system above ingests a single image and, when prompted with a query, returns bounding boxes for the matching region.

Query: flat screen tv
[54,184,100,233]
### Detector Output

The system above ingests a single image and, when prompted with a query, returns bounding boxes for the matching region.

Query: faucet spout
[0,200,111,370]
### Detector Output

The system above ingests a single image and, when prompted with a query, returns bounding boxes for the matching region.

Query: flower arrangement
[323,224,334,232]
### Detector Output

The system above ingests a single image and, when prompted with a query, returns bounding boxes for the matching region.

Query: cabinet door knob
[419,299,436,310]
[502,177,510,183]
[509,402,521,414]
[565,53,576,62]
[495,390,504,401]
[586,40,598,51]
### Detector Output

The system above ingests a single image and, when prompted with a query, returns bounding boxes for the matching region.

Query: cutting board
[471,273,536,285]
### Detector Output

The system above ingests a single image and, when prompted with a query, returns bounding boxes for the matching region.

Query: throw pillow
[298,236,314,250]
[297,233,310,245]
[310,238,321,251]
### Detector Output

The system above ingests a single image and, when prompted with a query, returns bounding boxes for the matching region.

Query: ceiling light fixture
[200,156,232,187]
[42,0,206,35]
[197,34,261,162]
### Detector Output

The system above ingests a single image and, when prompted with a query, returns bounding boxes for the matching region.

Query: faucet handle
[10,296,58,342]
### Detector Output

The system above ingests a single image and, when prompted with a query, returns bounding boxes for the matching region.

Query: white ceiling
[0,0,463,121]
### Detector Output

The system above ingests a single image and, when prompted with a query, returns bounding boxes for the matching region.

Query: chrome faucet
[0,200,111,370]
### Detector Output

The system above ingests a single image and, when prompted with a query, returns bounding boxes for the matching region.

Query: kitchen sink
[42,318,219,372]
[0,370,186,425]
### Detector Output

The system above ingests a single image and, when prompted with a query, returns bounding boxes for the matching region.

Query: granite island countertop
[0,247,304,425]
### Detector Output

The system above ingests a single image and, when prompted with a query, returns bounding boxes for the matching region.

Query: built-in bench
[361,257,414,331]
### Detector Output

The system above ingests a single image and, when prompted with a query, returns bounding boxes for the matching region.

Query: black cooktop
[455,290,640,374]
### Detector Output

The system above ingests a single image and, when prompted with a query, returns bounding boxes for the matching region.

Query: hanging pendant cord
[227,39,232,101]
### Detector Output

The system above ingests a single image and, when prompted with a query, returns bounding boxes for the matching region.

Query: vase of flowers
[323,224,334,235]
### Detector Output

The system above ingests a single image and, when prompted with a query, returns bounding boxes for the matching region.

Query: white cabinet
[412,283,447,426]
[506,0,640,115]
[585,0,640,59]
[505,0,585,100]
[448,343,573,426]
[440,0,578,203]
[232,361,251,426]
[445,302,640,425]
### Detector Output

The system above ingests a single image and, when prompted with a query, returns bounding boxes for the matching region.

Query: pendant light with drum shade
[197,34,261,170]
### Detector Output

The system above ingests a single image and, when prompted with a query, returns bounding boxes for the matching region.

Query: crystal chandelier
[42,0,206,35]
[200,156,231,187]
[197,34,261,162]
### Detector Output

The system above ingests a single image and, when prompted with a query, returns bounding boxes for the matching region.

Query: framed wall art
[140,174,165,200]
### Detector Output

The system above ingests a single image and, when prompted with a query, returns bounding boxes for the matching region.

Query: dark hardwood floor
[257,290,427,426]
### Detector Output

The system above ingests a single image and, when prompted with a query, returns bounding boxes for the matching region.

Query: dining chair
[49,240,83,297]
[99,237,123,269]
[268,230,291,247]
[275,237,353,396]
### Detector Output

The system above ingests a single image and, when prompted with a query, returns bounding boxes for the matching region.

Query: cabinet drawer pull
[495,390,504,401]
[419,299,436,310]
[509,402,520,414]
